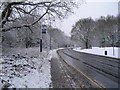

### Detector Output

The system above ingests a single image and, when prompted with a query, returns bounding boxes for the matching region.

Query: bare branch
[1,0,79,32]
[1,5,49,32]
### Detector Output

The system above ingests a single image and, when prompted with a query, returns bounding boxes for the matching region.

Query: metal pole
[50,29,51,50]
[49,16,52,50]
[40,23,42,52]
[113,35,114,56]
[113,46,114,56]
[40,39,42,52]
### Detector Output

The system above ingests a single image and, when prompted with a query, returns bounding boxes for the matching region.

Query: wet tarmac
[51,53,99,88]
[57,49,120,88]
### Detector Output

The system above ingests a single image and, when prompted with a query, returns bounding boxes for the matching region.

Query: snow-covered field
[73,47,120,59]
[0,47,52,88]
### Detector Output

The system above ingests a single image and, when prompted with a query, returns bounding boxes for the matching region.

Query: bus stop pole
[40,39,42,52]
[40,24,42,52]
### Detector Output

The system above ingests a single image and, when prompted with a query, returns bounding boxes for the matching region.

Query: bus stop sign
[41,25,47,34]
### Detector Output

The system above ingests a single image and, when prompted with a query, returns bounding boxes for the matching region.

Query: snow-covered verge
[49,49,62,59]
[0,47,52,89]
[73,47,120,59]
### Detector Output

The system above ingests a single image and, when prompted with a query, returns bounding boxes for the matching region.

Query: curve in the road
[57,49,119,88]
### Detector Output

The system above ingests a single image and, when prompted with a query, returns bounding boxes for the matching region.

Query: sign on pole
[42,24,47,34]
[40,24,47,52]
[40,39,42,52]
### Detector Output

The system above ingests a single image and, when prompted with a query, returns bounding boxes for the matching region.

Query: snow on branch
[1,0,78,32]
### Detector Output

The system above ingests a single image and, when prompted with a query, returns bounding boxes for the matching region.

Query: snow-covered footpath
[0,47,53,88]
[73,47,120,59]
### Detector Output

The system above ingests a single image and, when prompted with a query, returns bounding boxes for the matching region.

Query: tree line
[0,0,79,52]
[71,15,119,49]
[0,0,78,31]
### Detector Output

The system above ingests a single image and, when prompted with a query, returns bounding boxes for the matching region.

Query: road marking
[71,64,105,89]
[58,50,105,89]
[94,80,105,88]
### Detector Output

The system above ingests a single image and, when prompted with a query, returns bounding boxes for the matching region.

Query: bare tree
[71,16,118,48]
[0,0,78,32]
[94,15,118,47]
[71,18,95,49]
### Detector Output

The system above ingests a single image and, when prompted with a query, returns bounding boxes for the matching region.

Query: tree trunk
[25,38,29,48]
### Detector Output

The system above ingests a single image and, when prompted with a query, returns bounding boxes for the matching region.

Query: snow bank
[73,47,120,58]
[49,49,59,59]
[0,47,52,88]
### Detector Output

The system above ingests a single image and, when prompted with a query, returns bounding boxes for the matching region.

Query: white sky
[53,0,119,36]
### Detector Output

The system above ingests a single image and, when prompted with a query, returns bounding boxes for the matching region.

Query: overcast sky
[53,0,119,36]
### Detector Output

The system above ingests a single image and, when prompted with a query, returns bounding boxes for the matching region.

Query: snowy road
[51,51,99,88]
[57,49,119,88]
